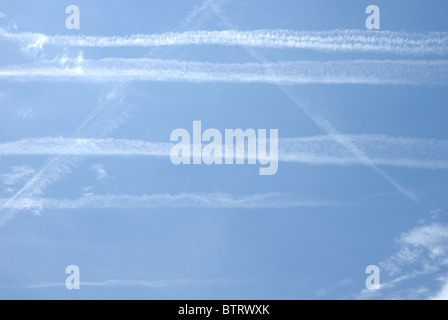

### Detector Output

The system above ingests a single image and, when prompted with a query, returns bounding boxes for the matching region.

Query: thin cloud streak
[0,192,343,210]
[1,28,447,55]
[1,135,447,169]
[0,166,36,186]
[12,278,227,289]
[0,138,173,157]
[0,58,447,85]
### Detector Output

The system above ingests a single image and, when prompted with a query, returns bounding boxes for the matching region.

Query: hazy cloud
[91,164,108,180]
[1,166,36,186]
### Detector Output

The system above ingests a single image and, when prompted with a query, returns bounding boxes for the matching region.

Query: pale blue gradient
[0,0,447,300]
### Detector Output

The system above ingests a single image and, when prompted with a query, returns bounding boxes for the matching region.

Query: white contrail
[310,116,418,201]
[0,192,341,211]
[0,58,446,85]
[0,135,447,169]
[10,278,227,289]
[1,28,447,55]
[0,138,173,157]
[280,134,448,169]
[0,1,240,226]
[205,4,422,202]
[0,89,127,225]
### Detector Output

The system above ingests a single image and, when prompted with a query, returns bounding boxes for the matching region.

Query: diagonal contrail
[0,89,128,225]
[0,0,243,226]
[208,0,421,202]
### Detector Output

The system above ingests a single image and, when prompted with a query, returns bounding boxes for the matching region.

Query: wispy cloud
[17,107,33,119]
[1,28,447,55]
[0,58,446,86]
[0,13,17,31]
[316,278,353,297]
[0,166,35,186]
[356,222,448,299]
[430,277,448,300]
[0,192,343,211]
[380,223,448,276]
[180,0,222,29]
[1,135,447,169]
[91,164,108,180]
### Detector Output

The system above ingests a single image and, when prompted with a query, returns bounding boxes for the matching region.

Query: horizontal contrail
[0,89,127,226]
[0,135,447,169]
[280,135,448,169]
[0,192,340,211]
[0,138,173,157]
[0,58,447,85]
[1,28,447,55]
[9,278,227,289]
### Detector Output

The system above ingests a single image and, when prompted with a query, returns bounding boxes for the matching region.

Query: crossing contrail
[0,89,127,225]
[0,0,245,226]
[205,3,428,202]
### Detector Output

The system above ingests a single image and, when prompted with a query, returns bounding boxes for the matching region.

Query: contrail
[280,135,448,169]
[309,116,418,201]
[0,58,447,85]
[0,138,173,157]
[0,192,342,211]
[0,1,258,226]
[208,2,420,202]
[1,28,447,55]
[9,278,227,289]
[0,89,127,225]
[1,135,447,169]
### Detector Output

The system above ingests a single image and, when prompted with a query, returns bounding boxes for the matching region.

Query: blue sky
[0,0,447,300]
